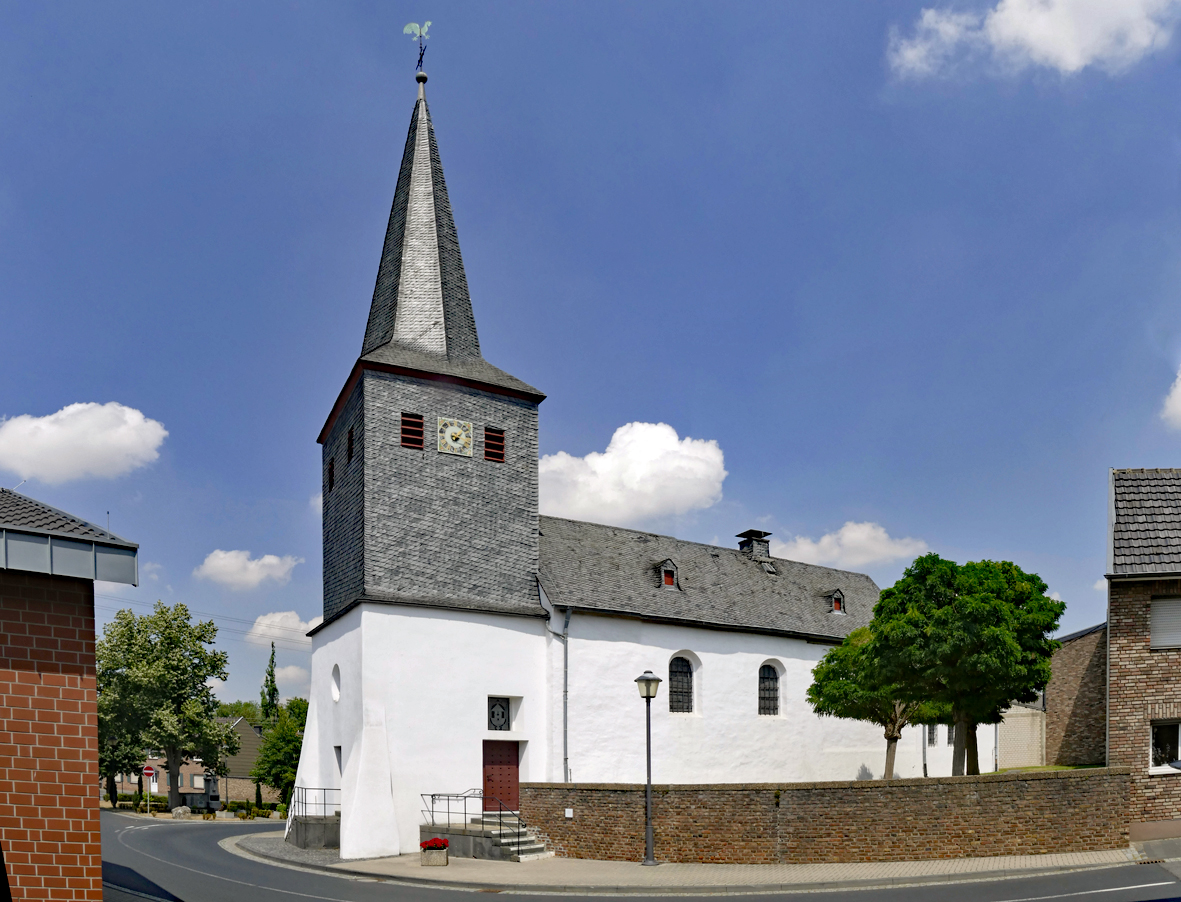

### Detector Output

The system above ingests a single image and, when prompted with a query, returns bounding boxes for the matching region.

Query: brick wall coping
[521,768,1129,794]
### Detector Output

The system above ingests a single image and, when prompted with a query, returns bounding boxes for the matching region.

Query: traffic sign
[142,766,155,778]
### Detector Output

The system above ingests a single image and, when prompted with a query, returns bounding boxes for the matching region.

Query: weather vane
[404,21,430,71]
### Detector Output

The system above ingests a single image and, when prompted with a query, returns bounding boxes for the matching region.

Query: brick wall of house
[1045,625,1107,766]
[0,569,101,901]
[1107,578,1181,823]
[520,769,1130,864]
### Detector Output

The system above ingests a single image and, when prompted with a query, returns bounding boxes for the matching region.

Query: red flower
[420,838,449,850]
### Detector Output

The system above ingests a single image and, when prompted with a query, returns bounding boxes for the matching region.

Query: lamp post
[635,670,662,866]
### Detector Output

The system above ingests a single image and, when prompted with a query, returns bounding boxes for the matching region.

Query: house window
[1151,598,1181,649]
[927,724,938,747]
[488,697,511,731]
[328,458,334,492]
[192,774,204,791]
[758,665,779,716]
[177,774,183,788]
[669,657,693,713]
[484,427,505,463]
[947,723,956,747]
[1152,723,1181,770]
[401,412,425,449]
[347,427,354,463]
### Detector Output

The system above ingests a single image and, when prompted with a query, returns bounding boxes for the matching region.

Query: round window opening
[331,664,341,702]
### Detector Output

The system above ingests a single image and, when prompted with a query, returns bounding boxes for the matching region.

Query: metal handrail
[421,789,527,858]
[285,787,341,840]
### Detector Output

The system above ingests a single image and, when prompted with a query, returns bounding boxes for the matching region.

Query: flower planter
[420,848,448,867]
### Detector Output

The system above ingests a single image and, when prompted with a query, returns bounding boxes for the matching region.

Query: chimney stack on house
[737,529,772,558]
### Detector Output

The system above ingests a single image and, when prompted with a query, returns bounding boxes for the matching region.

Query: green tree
[871,554,1064,775]
[100,603,241,809]
[250,707,303,806]
[285,697,309,731]
[808,627,946,780]
[260,642,280,721]
[216,700,262,723]
[97,611,154,804]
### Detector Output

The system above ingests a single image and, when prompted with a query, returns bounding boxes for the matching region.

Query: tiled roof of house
[538,516,878,642]
[1111,468,1181,576]
[0,488,136,547]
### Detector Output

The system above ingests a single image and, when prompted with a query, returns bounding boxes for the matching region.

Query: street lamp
[635,670,662,866]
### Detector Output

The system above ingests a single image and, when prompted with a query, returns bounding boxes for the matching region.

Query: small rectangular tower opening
[484,427,505,462]
[401,412,425,449]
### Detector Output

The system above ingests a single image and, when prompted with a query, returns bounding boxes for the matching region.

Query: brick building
[0,488,137,900]
[1104,468,1181,840]
[1045,622,1106,767]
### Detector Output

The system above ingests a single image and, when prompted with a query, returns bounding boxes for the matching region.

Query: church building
[292,72,994,860]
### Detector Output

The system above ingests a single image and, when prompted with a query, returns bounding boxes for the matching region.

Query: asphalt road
[101,810,1181,902]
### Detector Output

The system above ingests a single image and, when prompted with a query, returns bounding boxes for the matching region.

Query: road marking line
[995,881,1176,902]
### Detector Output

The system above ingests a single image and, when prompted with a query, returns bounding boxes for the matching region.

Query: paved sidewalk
[225,832,1143,895]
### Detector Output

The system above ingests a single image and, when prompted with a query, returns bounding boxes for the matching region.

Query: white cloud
[890,0,1181,78]
[1161,367,1181,429]
[245,610,323,647]
[192,550,304,591]
[0,402,167,484]
[275,665,310,697]
[1050,591,1063,601]
[539,422,726,528]
[1094,577,1108,591]
[310,492,322,514]
[141,562,162,582]
[771,522,929,570]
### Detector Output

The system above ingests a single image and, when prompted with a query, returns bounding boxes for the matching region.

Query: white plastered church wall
[552,610,928,784]
[302,603,550,858]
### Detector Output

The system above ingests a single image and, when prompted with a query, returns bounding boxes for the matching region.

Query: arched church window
[758,664,779,716]
[669,657,693,713]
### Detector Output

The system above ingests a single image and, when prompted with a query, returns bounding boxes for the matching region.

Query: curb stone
[221,834,1146,896]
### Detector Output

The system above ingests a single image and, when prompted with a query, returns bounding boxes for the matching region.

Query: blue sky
[3,1,1181,702]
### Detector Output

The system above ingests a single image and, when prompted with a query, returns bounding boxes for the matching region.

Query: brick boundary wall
[0,570,101,901]
[1045,626,1107,767]
[520,769,1130,864]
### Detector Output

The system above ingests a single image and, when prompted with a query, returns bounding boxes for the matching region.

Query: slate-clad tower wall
[319,73,544,624]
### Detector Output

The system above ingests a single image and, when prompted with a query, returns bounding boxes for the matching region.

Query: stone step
[514,849,554,863]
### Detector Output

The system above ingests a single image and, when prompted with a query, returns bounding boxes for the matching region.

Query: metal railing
[421,789,527,858]
[285,787,341,840]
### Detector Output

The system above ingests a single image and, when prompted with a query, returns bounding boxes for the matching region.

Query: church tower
[317,71,545,625]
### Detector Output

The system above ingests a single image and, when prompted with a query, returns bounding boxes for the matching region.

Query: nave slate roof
[1109,468,1181,576]
[538,516,877,642]
[0,488,135,547]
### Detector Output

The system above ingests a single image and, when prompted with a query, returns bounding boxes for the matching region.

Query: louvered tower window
[669,657,693,713]
[327,458,335,492]
[401,413,425,449]
[758,665,779,716]
[347,427,354,463]
[484,427,505,462]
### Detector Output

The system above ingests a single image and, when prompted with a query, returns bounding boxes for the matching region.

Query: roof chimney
[737,529,771,558]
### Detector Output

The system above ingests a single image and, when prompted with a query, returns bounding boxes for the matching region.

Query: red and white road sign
[142,766,155,778]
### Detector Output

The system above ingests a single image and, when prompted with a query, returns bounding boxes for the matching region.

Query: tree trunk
[105,773,118,806]
[952,717,967,776]
[883,736,898,780]
[966,724,980,775]
[255,782,262,808]
[165,751,183,811]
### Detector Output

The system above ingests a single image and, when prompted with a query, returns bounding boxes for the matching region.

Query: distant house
[1045,622,1106,767]
[217,716,278,804]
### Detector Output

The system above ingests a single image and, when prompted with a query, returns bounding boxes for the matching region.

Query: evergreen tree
[260,642,280,722]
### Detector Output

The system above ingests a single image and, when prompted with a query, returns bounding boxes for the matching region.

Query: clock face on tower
[437,418,473,456]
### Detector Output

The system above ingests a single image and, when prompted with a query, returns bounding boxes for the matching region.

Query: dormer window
[829,590,845,614]
[660,560,678,590]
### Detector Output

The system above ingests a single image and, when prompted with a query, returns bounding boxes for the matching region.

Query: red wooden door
[482,740,519,811]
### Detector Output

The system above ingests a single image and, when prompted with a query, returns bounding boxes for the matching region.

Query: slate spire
[362,71,481,360]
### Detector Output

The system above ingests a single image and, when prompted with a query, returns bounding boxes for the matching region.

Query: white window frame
[1150,720,1181,775]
